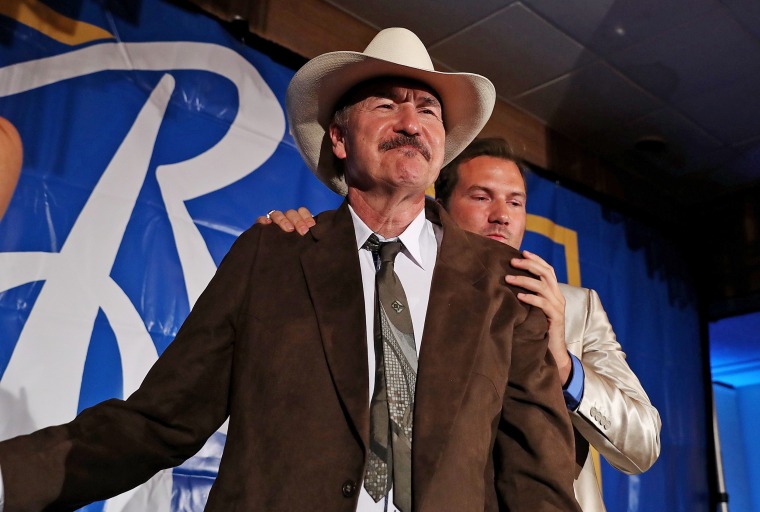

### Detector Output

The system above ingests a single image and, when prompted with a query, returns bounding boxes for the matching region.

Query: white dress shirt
[349,205,439,512]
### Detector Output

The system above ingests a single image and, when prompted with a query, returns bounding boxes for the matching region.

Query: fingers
[506,272,569,374]
[257,207,316,235]
[505,274,541,294]
[509,250,556,281]
[506,253,566,321]
[507,278,560,317]
[506,272,565,310]
[264,210,295,233]
[287,207,316,235]
[296,206,315,221]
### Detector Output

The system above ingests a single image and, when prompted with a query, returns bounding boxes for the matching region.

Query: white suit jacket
[560,283,662,512]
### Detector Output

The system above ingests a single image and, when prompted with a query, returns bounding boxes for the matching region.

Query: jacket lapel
[413,202,493,504]
[300,200,496,497]
[300,201,370,450]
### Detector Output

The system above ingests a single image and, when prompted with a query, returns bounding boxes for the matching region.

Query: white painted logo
[0,40,285,510]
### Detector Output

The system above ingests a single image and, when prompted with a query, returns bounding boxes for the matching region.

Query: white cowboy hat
[286,27,496,196]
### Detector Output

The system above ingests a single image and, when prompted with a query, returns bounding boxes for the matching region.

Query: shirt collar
[348,204,433,270]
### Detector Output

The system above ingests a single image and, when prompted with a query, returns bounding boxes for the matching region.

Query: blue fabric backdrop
[0,0,709,510]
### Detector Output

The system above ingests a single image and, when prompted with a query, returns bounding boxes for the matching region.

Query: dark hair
[434,137,527,208]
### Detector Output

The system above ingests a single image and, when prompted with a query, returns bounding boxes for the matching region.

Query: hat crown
[286,27,495,196]
[362,27,434,72]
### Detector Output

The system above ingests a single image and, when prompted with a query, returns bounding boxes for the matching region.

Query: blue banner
[523,176,708,511]
[0,1,708,510]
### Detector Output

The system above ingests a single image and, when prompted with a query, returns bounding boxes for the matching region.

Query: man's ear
[329,122,347,160]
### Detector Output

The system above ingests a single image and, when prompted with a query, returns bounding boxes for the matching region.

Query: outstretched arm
[0,227,264,510]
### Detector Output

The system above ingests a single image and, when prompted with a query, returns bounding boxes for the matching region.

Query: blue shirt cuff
[562,353,584,411]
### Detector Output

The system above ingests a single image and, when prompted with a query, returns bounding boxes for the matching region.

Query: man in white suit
[262,137,662,511]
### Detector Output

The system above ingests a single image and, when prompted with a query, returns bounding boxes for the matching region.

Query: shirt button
[342,480,357,497]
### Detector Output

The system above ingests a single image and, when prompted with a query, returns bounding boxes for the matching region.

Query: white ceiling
[326,0,760,197]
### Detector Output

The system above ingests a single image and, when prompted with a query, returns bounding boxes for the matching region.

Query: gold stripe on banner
[525,214,581,287]
[0,0,113,46]
[526,214,604,489]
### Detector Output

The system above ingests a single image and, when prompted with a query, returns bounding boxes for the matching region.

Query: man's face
[445,155,527,250]
[329,79,446,195]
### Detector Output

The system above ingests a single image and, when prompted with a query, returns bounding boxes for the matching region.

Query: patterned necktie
[363,234,417,512]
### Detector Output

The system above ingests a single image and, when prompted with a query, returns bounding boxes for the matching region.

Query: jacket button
[342,480,357,497]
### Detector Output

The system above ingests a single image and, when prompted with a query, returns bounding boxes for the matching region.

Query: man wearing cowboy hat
[0,28,579,511]
[265,136,663,512]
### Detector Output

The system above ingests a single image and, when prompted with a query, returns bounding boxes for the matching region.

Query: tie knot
[363,233,382,254]
[379,240,403,263]
[364,234,403,264]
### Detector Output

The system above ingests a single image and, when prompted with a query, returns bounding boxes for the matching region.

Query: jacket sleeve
[564,285,662,474]
[0,226,262,512]
[494,295,581,512]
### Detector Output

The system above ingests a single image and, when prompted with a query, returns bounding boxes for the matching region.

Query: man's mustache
[379,135,431,161]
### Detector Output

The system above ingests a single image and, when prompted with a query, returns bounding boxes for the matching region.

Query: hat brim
[286,51,496,196]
